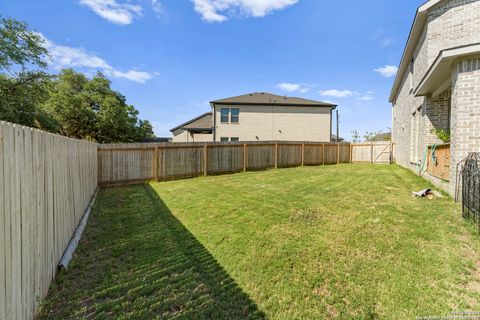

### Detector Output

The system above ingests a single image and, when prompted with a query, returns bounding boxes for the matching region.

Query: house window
[220,137,229,142]
[221,108,230,123]
[230,137,239,142]
[231,108,240,123]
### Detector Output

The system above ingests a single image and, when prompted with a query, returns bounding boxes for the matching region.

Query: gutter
[58,188,98,271]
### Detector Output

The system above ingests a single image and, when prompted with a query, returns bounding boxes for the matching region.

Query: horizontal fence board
[0,121,97,320]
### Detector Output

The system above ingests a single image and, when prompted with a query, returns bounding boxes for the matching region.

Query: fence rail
[0,121,97,320]
[98,141,394,185]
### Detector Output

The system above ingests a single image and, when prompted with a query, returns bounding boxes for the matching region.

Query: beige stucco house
[170,112,213,143]
[390,0,480,195]
[171,92,337,143]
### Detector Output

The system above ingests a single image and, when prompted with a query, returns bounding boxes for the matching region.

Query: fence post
[204,144,208,176]
[301,143,305,167]
[322,144,325,165]
[349,144,353,163]
[337,143,340,164]
[154,146,159,181]
[243,143,247,172]
[389,142,393,164]
[370,142,374,164]
[275,143,278,169]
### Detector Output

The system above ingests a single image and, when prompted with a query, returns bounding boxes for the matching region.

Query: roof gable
[210,92,336,107]
[389,0,448,102]
[170,112,213,132]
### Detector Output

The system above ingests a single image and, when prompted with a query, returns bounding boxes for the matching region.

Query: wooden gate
[351,142,394,164]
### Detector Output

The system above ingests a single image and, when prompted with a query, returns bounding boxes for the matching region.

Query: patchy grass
[37,164,480,319]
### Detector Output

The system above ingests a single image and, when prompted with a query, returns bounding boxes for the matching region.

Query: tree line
[0,17,155,143]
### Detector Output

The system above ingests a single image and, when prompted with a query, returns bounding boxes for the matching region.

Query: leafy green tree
[0,17,155,143]
[0,17,57,129]
[0,71,58,130]
[0,16,48,72]
[350,130,361,143]
[136,119,155,141]
[44,70,154,143]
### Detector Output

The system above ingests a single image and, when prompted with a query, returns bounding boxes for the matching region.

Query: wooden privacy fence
[427,143,451,181]
[0,121,97,320]
[98,141,394,185]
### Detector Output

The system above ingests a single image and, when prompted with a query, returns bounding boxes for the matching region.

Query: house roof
[210,92,337,107]
[415,43,480,97]
[389,0,448,103]
[331,135,345,142]
[170,112,213,132]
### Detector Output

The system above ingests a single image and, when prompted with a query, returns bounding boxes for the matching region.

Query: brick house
[390,0,480,195]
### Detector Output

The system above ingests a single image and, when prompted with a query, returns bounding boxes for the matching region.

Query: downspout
[329,108,333,142]
[212,104,216,142]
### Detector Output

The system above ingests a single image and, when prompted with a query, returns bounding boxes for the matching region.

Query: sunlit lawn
[37,164,480,319]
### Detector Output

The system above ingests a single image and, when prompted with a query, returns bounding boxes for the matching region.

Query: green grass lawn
[37,164,480,319]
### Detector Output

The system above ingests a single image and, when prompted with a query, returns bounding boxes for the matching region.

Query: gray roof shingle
[170,112,213,132]
[210,92,336,107]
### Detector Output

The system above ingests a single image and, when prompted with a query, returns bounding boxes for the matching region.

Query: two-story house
[390,0,480,195]
[171,92,337,143]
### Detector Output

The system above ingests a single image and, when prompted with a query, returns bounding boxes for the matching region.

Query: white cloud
[79,0,142,25]
[371,28,394,48]
[379,38,393,48]
[277,82,301,92]
[42,34,153,83]
[277,82,310,94]
[191,0,298,23]
[105,69,153,83]
[357,94,374,101]
[319,89,354,98]
[374,65,398,78]
[152,0,163,15]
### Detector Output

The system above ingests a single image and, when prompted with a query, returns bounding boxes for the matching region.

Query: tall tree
[0,16,56,129]
[0,16,48,72]
[44,70,154,143]
[0,17,155,142]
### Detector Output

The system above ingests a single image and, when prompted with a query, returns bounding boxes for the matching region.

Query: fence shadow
[37,184,265,319]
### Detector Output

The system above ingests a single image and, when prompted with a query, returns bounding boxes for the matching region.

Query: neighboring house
[331,135,345,142]
[170,112,213,143]
[390,0,480,194]
[210,92,337,142]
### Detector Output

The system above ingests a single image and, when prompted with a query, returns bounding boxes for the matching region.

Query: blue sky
[1,0,420,139]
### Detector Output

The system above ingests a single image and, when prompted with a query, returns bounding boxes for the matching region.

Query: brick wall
[392,0,480,196]
[424,90,450,146]
[428,0,480,65]
[450,58,480,194]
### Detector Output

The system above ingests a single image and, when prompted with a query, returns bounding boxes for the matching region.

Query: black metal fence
[462,153,480,233]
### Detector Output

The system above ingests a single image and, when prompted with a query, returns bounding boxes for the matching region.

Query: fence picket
[0,122,97,320]
[0,123,5,320]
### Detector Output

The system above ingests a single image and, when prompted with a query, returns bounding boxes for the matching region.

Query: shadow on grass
[37,184,265,320]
